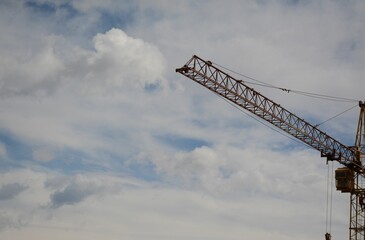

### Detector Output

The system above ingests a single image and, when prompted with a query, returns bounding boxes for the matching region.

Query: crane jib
[176,55,362,174]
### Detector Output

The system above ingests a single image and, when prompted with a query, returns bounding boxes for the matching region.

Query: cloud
[0,27,166,98]
[50,183,96,208]
[33,147,55,162]
[132,0,365,116]
[47,173,134,208]
[0,143,6,158]
[81,28,167,93]
[0,1,363,240]
[0,183,28,201]
[16,174,351,239]
[0,37,64,97]
[0,167,348,240]
[0,27,168,162]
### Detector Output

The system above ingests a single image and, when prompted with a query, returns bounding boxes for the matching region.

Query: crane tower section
[350,102,365,240]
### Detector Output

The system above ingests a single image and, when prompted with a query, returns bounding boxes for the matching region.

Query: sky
[0,0,364,239]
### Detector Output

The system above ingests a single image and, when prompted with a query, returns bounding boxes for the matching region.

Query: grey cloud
[0,183,28,201]
[44,175,70,190]
[0,213,17,231]
[50,183,97,208]
[0,28,166,98]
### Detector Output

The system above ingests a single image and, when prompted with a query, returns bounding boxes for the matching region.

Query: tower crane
[176,55,365,240]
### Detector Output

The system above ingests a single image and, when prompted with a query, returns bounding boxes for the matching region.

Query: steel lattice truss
[176,55,361,172]
[350,105,365,240]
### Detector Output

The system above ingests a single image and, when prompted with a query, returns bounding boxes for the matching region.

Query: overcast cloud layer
[0,1,364,240]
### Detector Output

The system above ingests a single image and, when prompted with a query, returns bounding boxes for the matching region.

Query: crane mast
[351,102,365,240]
[176,55,365,239]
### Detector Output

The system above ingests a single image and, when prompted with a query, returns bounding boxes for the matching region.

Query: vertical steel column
[349,174,365,240]
[350,102,365,240]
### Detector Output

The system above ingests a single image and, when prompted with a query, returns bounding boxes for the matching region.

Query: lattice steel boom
[176,55,362,173]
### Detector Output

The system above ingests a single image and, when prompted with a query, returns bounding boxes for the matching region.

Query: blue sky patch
[144,83,162,92]
[24,1,57,15]
[24,1,79,18]
[0,131,32,165]
[157,134,210,151]
[41,148,95,174]
[98,8,137,32]
[143,7,163,22]
[126,161,160,182]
